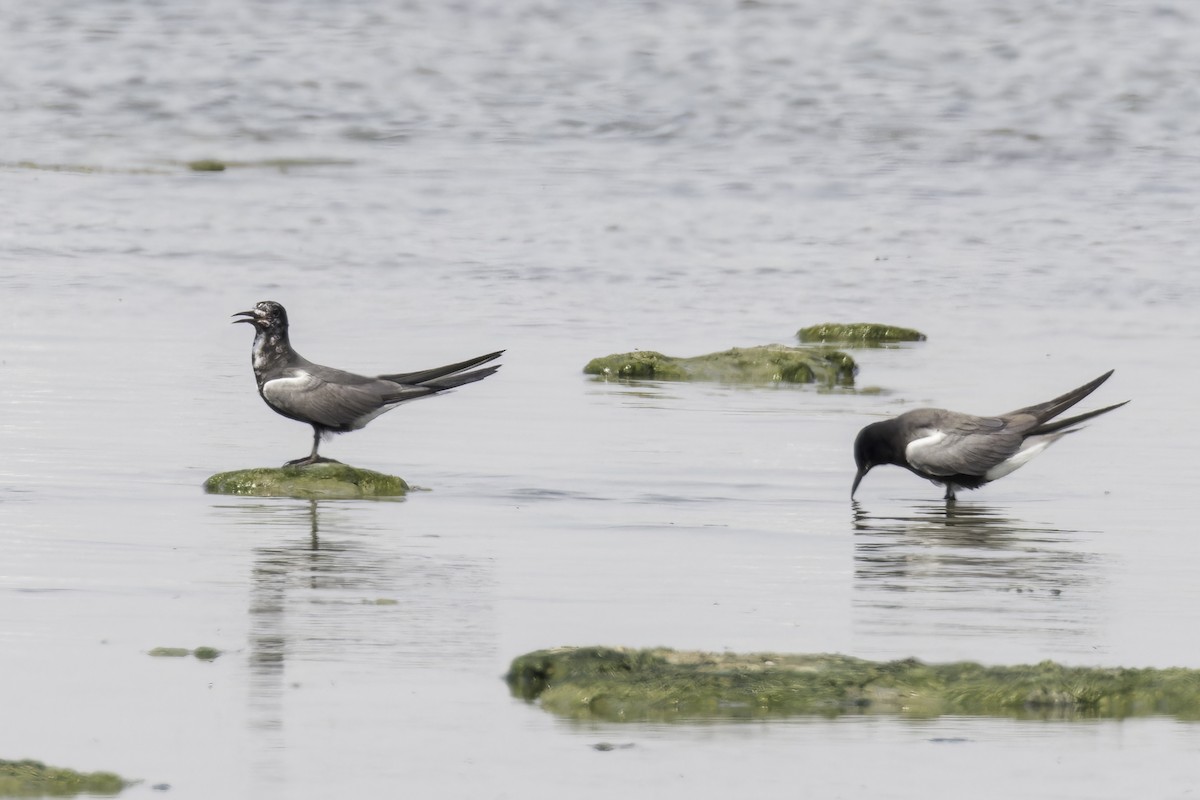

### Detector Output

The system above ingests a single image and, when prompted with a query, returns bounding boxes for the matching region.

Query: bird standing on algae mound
[233,301,502,467]
[852,370,1128,501]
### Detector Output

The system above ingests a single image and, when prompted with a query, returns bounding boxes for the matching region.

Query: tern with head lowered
[233,300,502,467]
[851,370,1127,501]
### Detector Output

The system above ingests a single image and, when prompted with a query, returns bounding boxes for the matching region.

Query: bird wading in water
[851,370,1128,501]
[233,300,502,467]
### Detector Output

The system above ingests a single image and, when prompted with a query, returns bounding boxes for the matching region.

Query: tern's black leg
[283,426,341,467]
[944,485,957,502]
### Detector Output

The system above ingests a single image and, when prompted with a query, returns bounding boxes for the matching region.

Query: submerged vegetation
[508,646,1200,722]
[583,345,857,385]
[0,759,131,797]
[796,323,927,345]
[203,463,409,499]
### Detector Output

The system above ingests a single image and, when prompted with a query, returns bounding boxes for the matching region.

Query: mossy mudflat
[0,759,131,797]
[203,463,408,499]
[507,646,1200,722]
[797,323,927,346]
[583,345,856,385]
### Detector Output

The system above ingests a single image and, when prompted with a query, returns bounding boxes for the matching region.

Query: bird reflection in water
[850,501,1103,650]
[245,500,358,736]
[210,499,494,736]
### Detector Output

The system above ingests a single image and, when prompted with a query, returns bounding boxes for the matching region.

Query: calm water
[3,1,1200,798]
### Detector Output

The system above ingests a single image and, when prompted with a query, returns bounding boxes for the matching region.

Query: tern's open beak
[232,310,257,324]
[851,467,867,499]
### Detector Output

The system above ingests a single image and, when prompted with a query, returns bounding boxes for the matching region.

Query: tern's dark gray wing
[1004,370,1113,425]
[902,410,1030,478]
[262,369,434,430]
[380,350,504,385]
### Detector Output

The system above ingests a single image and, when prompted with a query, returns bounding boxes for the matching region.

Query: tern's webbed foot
[283,455,343,467]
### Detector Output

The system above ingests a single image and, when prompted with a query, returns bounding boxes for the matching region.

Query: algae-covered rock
[584,351,689,381]
[507,646,1200,722]
[797,323,926,346]
[0,759,132,797]
[203,463,408,499]
[583,345,856,385]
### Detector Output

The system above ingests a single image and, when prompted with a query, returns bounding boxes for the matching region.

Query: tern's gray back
[899,407,1027,477]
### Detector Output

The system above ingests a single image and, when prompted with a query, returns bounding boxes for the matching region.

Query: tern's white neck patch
[264,371,312,390]
[905,429,951,475]
[905,429,946,457]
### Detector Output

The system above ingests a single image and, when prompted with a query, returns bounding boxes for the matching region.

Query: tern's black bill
[851,468,866,499]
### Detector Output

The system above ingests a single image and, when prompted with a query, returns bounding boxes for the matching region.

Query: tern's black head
[851,420,899,499]
[232,300,289,333]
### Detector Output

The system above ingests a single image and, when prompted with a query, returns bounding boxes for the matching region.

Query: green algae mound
[187,159,227,171]
[507,646,1200,722]
[583,345,856,385]
[149,646,221,660]
[147,647,191,658]
[0,759,131,797]
[797,323,926,346]
[203,463,408,499]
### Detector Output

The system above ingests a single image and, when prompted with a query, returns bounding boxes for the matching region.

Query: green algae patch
[797,323,927,346]
[507,646,1200,722]
[187,159,227,171]
[203,463,408,499]
[583,345,856,385]
[182,157,353,173]
[0,759,132,797]
[148,647,191,658]
[149,646,221,660]
[10,161,168,175]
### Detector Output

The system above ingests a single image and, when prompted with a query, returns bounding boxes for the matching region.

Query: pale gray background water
[2,1,1200,797]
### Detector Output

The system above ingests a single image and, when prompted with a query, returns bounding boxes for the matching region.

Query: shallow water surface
[3,1,1200,798]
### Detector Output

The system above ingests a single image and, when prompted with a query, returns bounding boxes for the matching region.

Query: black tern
[851,370,1128,500]
[234,300,502,467]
